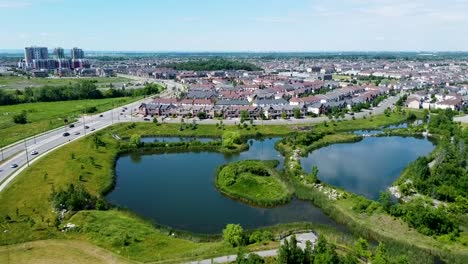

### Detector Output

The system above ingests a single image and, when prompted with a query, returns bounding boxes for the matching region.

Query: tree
[307,165,319,184]
[129,134,141,147]
[259,111,266,120]
[277,235,305,264]
[373,243,389,264]
[422,109,429,123]
[354,237,372,259]
[197,111,207,119]
[312,235,339,264]
[384,107,391,117]
[223,224,244,247]
[378,191,394,213]
[240,110,249,123]
[13,110,28,124]
[222,131,242,149]
[249,231,263,244]
[281,111,288,119]
[236,251,264,264]
[293,108,301,119]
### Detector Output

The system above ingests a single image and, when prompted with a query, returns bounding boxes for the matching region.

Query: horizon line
[2,49,468,54]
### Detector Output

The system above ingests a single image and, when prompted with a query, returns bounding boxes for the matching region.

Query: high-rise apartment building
[53,47,65,59]
[24,47,48,64]
[71,47,84,59]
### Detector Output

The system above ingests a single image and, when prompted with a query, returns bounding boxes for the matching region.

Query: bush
[50,184,98,211]
[223,224,245,247]
[12,110,28,124]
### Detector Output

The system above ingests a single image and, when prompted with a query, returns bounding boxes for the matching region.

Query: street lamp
[0,142,4,161]
[24,139,30,167]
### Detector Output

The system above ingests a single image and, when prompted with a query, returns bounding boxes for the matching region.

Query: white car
[10,164,18,168]
[31,150,39,155]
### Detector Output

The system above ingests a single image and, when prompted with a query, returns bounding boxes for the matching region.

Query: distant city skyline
[1,0,467,51]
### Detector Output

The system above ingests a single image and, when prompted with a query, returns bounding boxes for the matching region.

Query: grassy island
[215,160,291,207]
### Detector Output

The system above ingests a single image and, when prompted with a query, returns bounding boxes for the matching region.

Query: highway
[0,97,152,191]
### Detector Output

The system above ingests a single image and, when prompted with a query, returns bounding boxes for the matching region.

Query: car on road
[99,114,103,117]
[144,118,151,121]
[74,132,80,135]
[31,150,39,155]
[90,128,95,131]
[84,126,90,129]
[63,132,70,137]
[69,124,75,128]
[10,164,18,168]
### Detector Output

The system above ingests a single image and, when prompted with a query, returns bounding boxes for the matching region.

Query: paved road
[0,97,153,191]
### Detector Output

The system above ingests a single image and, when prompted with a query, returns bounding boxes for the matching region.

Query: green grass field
[0,76,132,90]
[0,97,142,147]
[0,239,134,264]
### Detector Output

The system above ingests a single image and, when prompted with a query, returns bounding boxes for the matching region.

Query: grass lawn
[0,239,134,264]
[112,122,298,139]
[314,111,419,133]
[0,97,142,147]
[0,76,132,90]
[332,74,351,81]
[216,160,291,207]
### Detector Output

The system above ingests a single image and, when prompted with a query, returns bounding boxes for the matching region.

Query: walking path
[186,232,317,264]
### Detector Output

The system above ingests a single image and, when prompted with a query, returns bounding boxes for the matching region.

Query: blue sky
[0,0,467,51]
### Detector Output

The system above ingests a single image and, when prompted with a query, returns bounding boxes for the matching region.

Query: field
[0,76,132,90]
[0,239,133,264]
[0,97,142,147]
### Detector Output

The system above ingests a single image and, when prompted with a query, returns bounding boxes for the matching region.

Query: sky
[0,0,467,51]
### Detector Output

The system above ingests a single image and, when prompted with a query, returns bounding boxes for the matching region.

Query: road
[0,97,152,191]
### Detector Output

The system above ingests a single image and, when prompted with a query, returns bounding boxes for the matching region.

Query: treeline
[403,109,467,202]
[162,59,263,71]
[382,108,467,237]
[236,234,402,264]
[0,81,163,105]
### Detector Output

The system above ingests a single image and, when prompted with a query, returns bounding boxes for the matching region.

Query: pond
[140,136,217,143]
[301,136,434,200]
[107,138,340,234]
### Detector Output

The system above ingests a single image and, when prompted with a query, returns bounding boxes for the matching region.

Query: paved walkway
[186,232,317,264]
[454,115,468,123]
